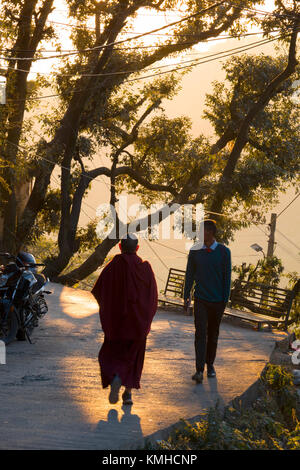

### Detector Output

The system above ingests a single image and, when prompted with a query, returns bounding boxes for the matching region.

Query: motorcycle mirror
[0,252,13,258]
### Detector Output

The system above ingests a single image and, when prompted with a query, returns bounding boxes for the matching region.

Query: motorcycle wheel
[16,326,34,341]
[0,310,18,344]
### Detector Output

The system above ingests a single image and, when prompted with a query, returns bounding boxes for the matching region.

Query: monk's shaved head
[120,233,138,253]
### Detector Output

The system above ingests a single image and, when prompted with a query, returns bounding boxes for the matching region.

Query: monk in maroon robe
[91,234,158,405]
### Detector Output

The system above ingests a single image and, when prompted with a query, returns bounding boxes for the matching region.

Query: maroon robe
[91,252,158,389]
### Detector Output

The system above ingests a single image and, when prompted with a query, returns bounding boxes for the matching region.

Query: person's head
[119,233,139,254]
[203,219,217,243]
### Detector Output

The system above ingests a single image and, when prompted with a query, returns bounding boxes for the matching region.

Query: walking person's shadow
[95,406,143,448]
[206,377,226,410]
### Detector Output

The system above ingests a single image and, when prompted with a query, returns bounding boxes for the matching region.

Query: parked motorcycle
[0,252,52,344]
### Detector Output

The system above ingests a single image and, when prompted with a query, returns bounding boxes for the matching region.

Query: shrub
[151,365,300,450]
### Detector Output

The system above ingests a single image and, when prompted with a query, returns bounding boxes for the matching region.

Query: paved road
[0,283,286,449]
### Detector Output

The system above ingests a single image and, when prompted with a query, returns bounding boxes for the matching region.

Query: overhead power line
[152,239,261,257]
[138,2,299,20]
[6,31,292,104]
[5,1,297,37]
[0,1,224,62]
[1,0,297,62]
[276,228,300,253]
[4,33,285,78]
[204,209,267,227]
[43,2,298,31]
[0,28,286,55]
[5,141,283,282]
[277,193,300,218]
[275,239,300,260]
[6,135,271,231]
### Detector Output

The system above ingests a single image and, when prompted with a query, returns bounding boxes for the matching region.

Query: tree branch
[210,22,299,215]
[29,0,54,52]
[16,1,248,248]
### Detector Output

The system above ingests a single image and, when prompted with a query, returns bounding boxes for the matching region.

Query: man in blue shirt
[184,219,231,384]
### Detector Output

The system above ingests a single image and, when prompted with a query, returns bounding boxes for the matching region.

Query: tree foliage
[232,255,285,286]
[0,1,299,284]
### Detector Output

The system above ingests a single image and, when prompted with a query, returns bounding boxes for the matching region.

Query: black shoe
[109,375,122,404]
[192,371,203,384]
[207,365,216,378]
[122,390,133,405]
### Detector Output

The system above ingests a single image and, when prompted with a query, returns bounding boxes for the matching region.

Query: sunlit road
[0,283,286,450]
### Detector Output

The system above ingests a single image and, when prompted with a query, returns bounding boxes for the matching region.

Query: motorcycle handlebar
[0,252,14,258]
[0,254,45,267]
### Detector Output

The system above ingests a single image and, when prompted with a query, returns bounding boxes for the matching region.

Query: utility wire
[255,220,300,260]
[5,31,291,104]
[256,224,270,237]
[0,29,289,54]
[1,0,297,62]
[4,138,277,283]
[4,138,262,276]
[152,239,187,255]
[132,3,298,20]
[276,228,300,253]
[275,239,300,260]
[204,209,267,227]
[152,237,266,257]
[4,135,292,231]
[144,237,170,271]
[0,2,224,62]
[2,0,295,39]
[0,26,294,62]
[4,33,284,78]
[277,193,300,218]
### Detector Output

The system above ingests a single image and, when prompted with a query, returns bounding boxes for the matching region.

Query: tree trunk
[54,198,189,286]
[54,236,119,285]
[2,0,37,252]
[15,3,246,249]
[16,7,130,248]
[2,0,54,252]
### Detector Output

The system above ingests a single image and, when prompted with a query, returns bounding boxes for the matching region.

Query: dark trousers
[193,299,225,373]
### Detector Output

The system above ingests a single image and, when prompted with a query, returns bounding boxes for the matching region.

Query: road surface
[0,283,286,449]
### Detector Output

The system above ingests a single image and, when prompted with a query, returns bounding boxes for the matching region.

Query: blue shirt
[184,242,231,303]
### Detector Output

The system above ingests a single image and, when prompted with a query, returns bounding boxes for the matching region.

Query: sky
[23,0,300,287]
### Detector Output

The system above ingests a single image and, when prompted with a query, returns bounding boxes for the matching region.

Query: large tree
[53,45,300,286]
[0,0,266,253]
[0,0,299,286]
